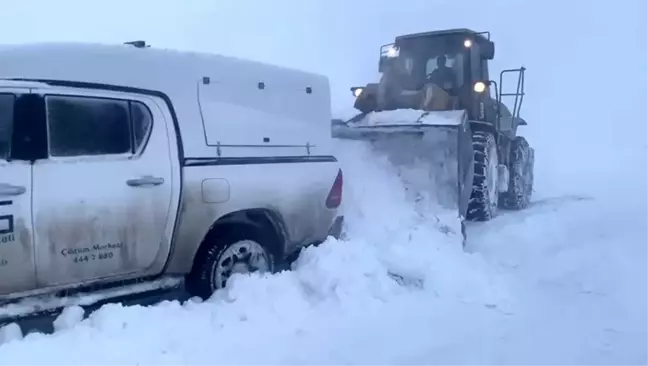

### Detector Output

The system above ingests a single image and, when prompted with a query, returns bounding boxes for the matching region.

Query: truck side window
[46,95,131,157]
[0,94,15,160]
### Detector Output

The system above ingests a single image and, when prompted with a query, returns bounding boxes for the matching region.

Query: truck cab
[0,42,344,318]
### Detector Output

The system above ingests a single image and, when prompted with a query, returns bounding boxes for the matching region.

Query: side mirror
[481,41,495,60]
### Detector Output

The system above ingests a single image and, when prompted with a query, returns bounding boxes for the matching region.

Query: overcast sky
[0,0,645,121]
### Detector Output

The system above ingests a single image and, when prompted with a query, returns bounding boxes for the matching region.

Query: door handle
[0,183,26,196]
[126,175,165,187]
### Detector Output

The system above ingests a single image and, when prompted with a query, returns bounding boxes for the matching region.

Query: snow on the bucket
[351,109,465,127]
[0,138,511,365]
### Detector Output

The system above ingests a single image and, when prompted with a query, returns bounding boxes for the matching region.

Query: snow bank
[334,139,509,302]
[0,138,512,365]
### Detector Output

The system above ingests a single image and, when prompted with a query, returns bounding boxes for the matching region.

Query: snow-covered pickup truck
[0,42,344,320]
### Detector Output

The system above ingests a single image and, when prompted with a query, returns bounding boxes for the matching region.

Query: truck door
[0,89,36,295]
[31,88,175,287]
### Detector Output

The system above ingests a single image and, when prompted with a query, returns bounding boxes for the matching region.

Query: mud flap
[333,109,474,230]
[497,164,509,192]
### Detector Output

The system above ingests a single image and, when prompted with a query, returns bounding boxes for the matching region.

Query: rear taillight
[325,169,343,209]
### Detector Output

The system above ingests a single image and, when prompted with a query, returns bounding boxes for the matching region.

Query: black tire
[186,227,275,300]
[466,131,499,221]
[500,136,534,210]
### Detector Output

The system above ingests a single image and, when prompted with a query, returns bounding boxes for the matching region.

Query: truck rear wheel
[186,229,275,300]
[500,136,534,210]
[466,131,499,221]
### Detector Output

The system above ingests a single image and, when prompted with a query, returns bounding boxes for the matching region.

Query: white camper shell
[0,42,343,318]
[0,42,333,158]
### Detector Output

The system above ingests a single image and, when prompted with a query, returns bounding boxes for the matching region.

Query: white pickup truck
[0,41,344,316]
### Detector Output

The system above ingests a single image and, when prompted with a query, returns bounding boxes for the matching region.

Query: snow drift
[0,138,513,364]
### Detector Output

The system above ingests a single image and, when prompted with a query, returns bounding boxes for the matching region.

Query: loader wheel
[500,136,534,210]
[466,131,499,221]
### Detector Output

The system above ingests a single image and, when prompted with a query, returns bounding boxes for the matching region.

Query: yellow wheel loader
[333,29,535,245]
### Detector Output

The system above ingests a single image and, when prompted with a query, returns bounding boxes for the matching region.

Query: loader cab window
[392,56,415,77]
[403,58,414,75]
[0,94,15,161]
[425,53,465,93]
[425,54,464,89]
[388,52,420,90]
[395,37,467,95]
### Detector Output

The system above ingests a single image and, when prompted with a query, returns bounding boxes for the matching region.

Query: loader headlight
[463,39,473,48]
[386,46,399,58]
[473,81,487,93]
[352,87,364,97]
[380,43,400,59]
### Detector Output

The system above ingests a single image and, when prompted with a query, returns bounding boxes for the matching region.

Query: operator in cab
[427,55,457,94]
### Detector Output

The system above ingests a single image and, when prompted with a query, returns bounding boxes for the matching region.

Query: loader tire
[466,131,499,221]
[500,136,534,210]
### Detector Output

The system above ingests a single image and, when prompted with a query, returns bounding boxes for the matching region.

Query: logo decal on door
[0,214,13,235]
[0,201,16,246]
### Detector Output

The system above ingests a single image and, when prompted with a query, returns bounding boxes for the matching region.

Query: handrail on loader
[499,67,526,120]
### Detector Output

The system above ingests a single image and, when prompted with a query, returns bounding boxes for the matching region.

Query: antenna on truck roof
[124,40,149,48]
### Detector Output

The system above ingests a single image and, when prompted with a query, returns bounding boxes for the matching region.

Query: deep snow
[0,126,645,364]
[0,0,646,364]
[0,139,513,364]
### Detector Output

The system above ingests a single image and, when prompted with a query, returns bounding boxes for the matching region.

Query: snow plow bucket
[333,109,474,220]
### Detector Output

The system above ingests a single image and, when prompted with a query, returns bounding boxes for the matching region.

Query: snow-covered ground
[466,133,648,364]
[0,121,645,364]
[0,0,646,364]
[0,139,500,364]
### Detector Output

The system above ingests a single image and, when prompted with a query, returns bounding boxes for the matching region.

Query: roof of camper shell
[0,42,329,98]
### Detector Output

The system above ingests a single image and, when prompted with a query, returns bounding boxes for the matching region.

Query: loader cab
[377,29,495,119]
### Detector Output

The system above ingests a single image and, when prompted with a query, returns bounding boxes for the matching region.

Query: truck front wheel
[186,229,275,299]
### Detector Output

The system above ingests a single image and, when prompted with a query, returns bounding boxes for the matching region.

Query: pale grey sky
[0,0,645,121]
